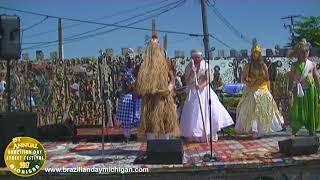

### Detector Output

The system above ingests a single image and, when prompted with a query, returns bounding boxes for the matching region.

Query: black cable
[207,0,251,44]
[23,0,170,39]
[0,5,196,36]
[171,36,193,44]
[22,0,179,46]
[65,0,186,42]
[209,34,234,49]
[22,1,184,50]
[23,41,55,45]
[22,16,49,32]
[22,1,194,51]
[65,0,183,41]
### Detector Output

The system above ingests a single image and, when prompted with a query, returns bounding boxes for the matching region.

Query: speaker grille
[0,15,21,59]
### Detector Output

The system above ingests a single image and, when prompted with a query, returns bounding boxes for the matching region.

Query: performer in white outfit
[180,50,234,142]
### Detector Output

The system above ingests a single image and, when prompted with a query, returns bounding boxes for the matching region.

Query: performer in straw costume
[135,32,179,140]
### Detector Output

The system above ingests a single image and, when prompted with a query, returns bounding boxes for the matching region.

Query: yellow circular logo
[4,137,46,177]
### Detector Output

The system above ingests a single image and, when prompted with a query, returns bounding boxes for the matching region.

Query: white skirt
[180,85,234,138]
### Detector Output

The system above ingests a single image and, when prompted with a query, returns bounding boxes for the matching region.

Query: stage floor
[1,129,320,179]
[43,134,320,170]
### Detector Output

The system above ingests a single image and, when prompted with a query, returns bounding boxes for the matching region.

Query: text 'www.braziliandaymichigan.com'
[44,167,149,174]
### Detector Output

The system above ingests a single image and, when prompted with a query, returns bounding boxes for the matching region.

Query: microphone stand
[6,59,11,112]
[98,50,106,157]
[191,59,208,144]
[203,48,216,162]
[27,62,32,112]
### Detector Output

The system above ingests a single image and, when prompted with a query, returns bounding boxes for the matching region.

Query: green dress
[289,61,319,135]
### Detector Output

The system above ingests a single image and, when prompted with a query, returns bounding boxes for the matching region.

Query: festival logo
[4,137,46,177]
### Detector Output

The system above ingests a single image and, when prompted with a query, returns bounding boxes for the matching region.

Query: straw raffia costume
[135,34,179,139]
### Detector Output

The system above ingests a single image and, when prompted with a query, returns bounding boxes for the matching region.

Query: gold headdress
[251,38,262,54]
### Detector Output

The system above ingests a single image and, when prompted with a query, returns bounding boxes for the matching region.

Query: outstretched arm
[288,66,295,106]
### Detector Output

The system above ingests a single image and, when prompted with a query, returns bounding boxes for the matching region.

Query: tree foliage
[293,16,320,48]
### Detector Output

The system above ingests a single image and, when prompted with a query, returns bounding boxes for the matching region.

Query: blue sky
[1,0,319,59]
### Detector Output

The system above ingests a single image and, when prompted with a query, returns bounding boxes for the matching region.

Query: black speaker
[278,137,320,156]
[146,139,183,164]
[0,15,21,59]
[0,112,38,167]
[38,119,77,140]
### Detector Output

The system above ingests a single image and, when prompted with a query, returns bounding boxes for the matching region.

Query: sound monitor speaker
[0,112,38,167]
[278,137,319,156]
[0,15,21,59]
[146,139,183,164]
[38,119,77,139]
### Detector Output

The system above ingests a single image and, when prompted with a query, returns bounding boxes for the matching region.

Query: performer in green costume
[288,38,320,136]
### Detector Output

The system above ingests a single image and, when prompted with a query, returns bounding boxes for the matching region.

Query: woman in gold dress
[235,40,283,138]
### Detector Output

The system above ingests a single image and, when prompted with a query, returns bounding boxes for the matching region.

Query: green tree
[293,16,320,48]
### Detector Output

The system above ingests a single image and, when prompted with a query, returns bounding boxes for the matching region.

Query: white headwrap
[126,48,135,59]
[295,38,311,52]
[191,49,202,57]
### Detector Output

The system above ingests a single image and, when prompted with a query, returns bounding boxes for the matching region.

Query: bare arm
[288,66,295,93]
[312,64,320,90]
[241,64,250,85]
[287,66,297,106]
[264,64,271,91]
[168,69,175,91]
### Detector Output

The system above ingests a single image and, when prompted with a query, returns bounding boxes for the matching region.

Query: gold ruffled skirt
[235,84,283,135]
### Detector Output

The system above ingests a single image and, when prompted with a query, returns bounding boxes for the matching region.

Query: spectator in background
[84,80,93,101]
[211,66,224,100]
[116,48,141,142]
